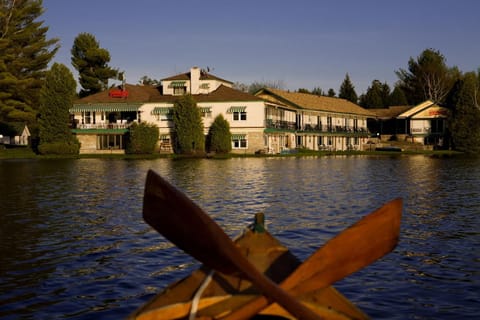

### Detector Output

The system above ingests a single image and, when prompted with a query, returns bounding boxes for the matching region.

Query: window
[174,87,186,95]
[327,116,332,131]
[170,81,186,95]
[159,114,172,121]
[83,111,92,124]
[233,138,247,148]
[296,135,302,146]
[232,134,247,149]
[97,134,124,150]
[200,107,212,118]
[317,136,323,146]
[233,111,247,121]
[152,107,173,121]
[228,107,247,121]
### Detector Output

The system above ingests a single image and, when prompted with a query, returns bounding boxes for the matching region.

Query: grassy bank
[0,146,38,159]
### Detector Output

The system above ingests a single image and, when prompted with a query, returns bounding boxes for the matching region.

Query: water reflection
[1,156,479,319]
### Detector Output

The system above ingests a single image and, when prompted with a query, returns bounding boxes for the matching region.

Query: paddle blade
[143,169,239,274]
[222,198,402,320]
[286,198,403,294]
[143,170,323,320]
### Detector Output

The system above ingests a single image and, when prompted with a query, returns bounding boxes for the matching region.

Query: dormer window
[169,81,186,95]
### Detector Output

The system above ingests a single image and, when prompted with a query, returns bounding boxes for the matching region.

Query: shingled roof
[161,69,233,84]
[75,84,163,104]
[74,84,260,105]
[370,106,412,119]
[256,88,375,117]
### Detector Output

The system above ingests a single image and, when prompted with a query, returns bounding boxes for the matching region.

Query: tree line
[1,0,479,154]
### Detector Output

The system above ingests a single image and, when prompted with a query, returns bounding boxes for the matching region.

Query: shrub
[172,95,205,154]
[206,114,232,153]
[126,122,159,154]
[38,141,80,155]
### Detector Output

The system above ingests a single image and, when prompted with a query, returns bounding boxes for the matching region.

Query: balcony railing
[302,124,368,133]
[74,121,133,130]
[265,119,296,130]
[411,127,442,134]
[266,119,369,134]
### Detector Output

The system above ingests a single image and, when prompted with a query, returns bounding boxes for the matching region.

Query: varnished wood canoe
[129,214,369,320]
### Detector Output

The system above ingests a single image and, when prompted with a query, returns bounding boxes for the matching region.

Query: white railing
[411,127,430,134]
[76,121,132,130]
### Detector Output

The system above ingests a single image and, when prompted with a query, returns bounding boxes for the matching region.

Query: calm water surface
[0,156,478,319]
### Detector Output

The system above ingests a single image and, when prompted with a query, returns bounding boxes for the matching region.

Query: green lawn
[0,146,37,159]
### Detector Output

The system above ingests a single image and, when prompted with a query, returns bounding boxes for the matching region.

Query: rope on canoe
[189,269,214,320]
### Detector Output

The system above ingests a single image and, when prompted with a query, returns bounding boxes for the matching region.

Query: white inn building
[69,67,377,154]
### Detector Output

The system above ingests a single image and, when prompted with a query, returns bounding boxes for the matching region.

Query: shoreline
[0,146,463,160]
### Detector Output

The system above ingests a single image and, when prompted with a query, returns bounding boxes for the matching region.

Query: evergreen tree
[360,80,385,108]
[172,95,205,154]
[38,63,79,154]
[381,82,391,106]
[396,48,458,104]
[0,0,59,125]
[388,85,409,106]
[338,74,358,103]
[327,88,336,97]
[206,114,231,153]
[448,72,480,153]
[71,32,118,97]
[311,87,323,96]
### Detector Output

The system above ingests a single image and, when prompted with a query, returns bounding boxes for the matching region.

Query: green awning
[199,107,212,113]
[152,107,173,115]
[70,103,142,113]
[169,81,186,88]
[231,134,246,140]
[228,106,246,113]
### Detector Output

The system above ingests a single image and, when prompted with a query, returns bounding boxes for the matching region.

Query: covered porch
[69,103,143,129]
[69,103,143,154]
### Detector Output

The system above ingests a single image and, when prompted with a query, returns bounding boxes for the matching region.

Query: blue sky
[42,0,480,94]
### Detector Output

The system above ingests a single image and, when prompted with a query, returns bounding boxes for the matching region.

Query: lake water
[0,156,478,319]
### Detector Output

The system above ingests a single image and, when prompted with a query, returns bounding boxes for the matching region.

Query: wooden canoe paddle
[142,169,322,320]
[221,197,402,320]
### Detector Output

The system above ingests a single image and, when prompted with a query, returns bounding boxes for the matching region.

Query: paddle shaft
[143,170,322,320]
[221,198,402,320]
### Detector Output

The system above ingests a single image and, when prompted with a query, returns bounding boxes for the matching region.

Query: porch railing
[265,119,296,130]
[75,122,133,130]
[266,119,369,134]
[302,124,368,133]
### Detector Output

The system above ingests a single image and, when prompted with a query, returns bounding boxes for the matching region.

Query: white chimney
[190,67,200,94]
